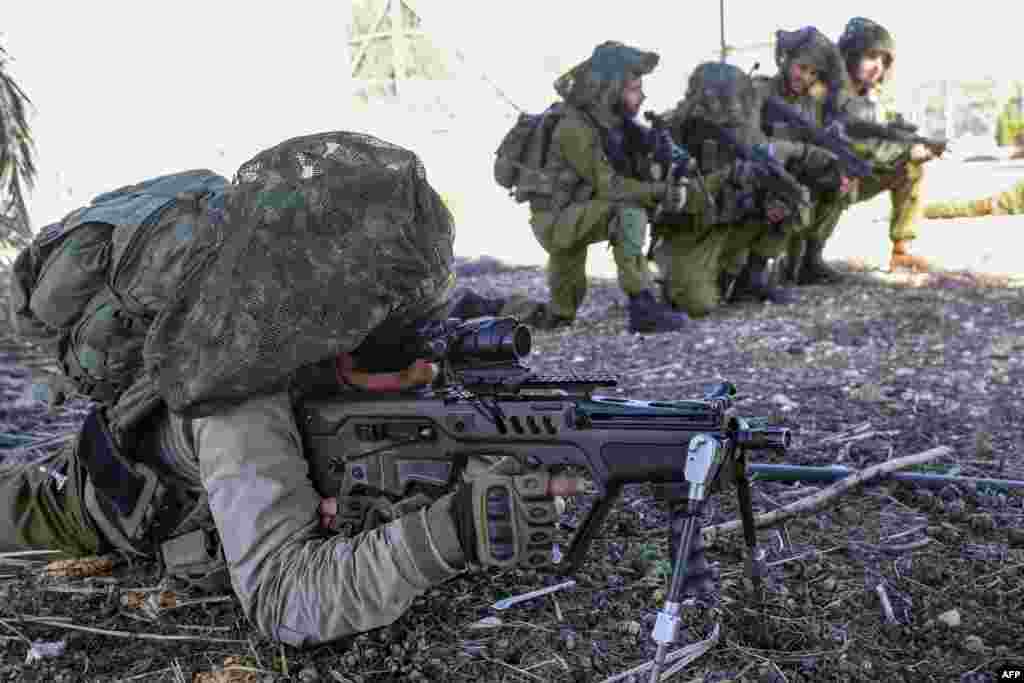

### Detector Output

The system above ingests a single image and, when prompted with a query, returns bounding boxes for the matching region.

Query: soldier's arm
[552,114,665,207]
[193,392,465,646]
[834,94,911,168]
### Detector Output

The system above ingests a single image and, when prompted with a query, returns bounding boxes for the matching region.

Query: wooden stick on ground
[703,446,952,544]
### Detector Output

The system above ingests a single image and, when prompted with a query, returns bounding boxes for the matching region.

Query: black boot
[779,238,807,285]
[798,238,843,285]
[733,255,796,305]
[627,290,689,334]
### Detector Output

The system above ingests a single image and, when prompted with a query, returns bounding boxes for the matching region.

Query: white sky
[3,0,1022,259]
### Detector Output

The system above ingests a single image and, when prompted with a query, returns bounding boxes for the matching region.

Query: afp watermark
[996,664,1024,679]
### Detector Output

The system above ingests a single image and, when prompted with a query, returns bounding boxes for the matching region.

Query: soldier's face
[855,50,890,87]
[787,62,819,96]
[621,77,646,117]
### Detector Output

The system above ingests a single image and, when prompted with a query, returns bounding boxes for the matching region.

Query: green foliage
[0,42,37,248]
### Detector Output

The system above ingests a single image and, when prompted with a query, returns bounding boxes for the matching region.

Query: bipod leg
[733,448,766,603]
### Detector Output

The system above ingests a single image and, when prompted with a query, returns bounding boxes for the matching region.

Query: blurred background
[3,1,1023,274]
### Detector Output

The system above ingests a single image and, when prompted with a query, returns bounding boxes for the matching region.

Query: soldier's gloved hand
[448,459,585,570]
[763,198,791,224]
[660,181,688,214]
[729,159,759,187]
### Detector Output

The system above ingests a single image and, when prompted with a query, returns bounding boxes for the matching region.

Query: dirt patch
[1,260,1023,682]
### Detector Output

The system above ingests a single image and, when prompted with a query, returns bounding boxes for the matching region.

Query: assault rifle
[300,316,790,676]
[834,113,950,159]
[656,111,815,220]
[761,94,875,178]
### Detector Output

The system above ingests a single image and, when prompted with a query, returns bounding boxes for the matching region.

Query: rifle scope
[455,316,531,362]
[421,316,532,364]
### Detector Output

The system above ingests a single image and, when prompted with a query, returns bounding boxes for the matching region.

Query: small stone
[969,513,995,533]
[963,635,985,654]
[298,665,320,683]
[821,577,837,592]
[937,609,961,628]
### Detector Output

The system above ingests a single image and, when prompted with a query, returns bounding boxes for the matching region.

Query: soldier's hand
[839,175,857,195]
[661,181,688,213]
[449,459,587,570]
[764,200,790,224]
[729,159,758,187]
[910,143,936,163]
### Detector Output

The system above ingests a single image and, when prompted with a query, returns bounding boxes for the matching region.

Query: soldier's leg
[656,226,728,318]
[729,222,795,304]
[530,202,610,323]
[886,163,931,272]
[797,198,847,285]
[0,443,104,556]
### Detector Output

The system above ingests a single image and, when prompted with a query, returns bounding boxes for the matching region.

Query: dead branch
[703,446,952,544]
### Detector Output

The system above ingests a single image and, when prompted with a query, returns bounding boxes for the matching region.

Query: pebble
[963,635,986,654]
[298,665,320,682]
[937,609,961,628]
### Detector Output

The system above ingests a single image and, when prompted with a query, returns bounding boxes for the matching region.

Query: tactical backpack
[9,169,230,436]
[493,103,566,203]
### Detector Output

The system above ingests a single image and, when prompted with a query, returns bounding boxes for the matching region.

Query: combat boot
[778,238,806,285]
[889,239,931,273]
[798,238,844,285]
[732,255,796,305]
[627,290,689,334]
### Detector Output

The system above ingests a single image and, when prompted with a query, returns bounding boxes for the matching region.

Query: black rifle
[835,114,949,158]
[761,94,875,177]
[301,316,790,666]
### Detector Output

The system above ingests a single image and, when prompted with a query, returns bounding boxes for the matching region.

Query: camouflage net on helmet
[144,132,455,418]
[553,41,659,126]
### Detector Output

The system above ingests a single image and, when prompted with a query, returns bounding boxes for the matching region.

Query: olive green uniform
[924,178,1024,218]
[811,87,925,247]
[529,104,669,320]
[652,69,840,318]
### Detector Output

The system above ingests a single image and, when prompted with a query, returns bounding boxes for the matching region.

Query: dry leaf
[44,556,115,578]
[192,656,258,683]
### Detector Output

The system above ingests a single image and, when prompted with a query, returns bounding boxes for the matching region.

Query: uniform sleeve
[552,113,665,206]
[770,139,838,177]
[834,95,912,168]
[193,392,465,646]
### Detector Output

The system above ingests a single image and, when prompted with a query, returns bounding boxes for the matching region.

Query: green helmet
[680,62,758,129]
[837,17,896,82]
[554,41,659,126]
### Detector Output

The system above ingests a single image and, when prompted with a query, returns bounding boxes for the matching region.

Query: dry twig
[702,447,951,544]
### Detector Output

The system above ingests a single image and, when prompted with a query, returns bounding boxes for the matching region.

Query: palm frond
[0,43,38,247]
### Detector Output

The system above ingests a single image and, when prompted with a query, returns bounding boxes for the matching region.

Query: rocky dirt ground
[1,257,1023,682]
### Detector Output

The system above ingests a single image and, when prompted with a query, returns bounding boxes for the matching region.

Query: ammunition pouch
[159,527,230,592]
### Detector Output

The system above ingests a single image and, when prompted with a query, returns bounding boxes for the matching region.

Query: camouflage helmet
[678,62,758,129]
[774,26,847,118]
[145,131,456,417]
[837,17,896,83]
[554,41,659,126]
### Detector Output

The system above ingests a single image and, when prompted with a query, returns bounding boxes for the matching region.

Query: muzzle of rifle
[736,426,791,451]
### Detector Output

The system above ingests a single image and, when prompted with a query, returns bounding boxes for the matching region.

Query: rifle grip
[562,482,622,573]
